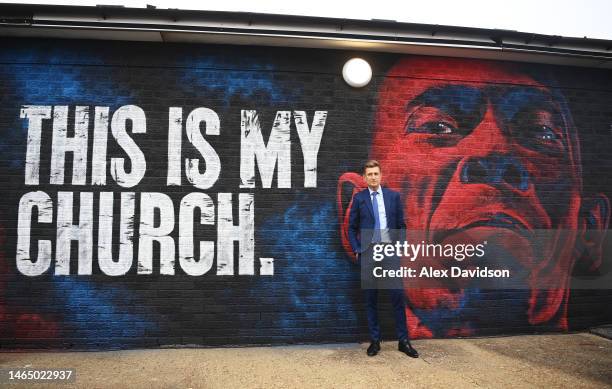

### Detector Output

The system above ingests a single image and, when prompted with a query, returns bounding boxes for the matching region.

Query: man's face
[371,58,581,234]
[363,166,382,190]
[370,57,584,325]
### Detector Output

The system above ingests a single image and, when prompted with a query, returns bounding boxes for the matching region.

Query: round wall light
[342,58,372,88]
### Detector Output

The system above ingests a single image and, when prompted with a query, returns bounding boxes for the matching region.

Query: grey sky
[4,0,612,40]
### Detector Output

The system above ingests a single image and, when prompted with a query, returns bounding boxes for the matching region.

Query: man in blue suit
[348,159,419,358]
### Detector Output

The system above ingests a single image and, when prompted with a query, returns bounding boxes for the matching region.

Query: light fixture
[342,58,372,88]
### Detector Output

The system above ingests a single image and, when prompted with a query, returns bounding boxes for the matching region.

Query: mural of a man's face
[339,57,609,337]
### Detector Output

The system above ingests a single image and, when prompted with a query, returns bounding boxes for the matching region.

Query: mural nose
[460,156,529,191]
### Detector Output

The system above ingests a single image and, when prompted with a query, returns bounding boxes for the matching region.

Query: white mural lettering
[294,110,326,188]
[167,107,183,186]
[110,105,147,188]
[91,106,110,185]
[240,110,291,188]
[138,192,175,275]
[98,192,135,276]
[16,105,327,278]
[185,107,221,189]
[16,191,53,276]
[217,192,255,275]
[56,191,93,275]
[21,106,51,186]
[179,192,215,276]
[50,106,89,185]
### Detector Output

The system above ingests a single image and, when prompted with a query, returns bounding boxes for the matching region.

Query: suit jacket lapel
[382,188,393,226]
[363,189,375,219]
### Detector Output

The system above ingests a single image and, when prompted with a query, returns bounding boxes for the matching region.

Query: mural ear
[336,172,366,261]
[577,193,610,271]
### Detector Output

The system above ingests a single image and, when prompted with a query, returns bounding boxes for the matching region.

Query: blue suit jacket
[348,187,406,254]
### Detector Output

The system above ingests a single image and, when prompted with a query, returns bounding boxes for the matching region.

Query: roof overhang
[1,3,612,69]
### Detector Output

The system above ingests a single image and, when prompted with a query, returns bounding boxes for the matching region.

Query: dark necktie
[372,192,382,243]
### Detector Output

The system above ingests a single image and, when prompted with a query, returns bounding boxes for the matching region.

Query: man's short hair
[363,159,380,174]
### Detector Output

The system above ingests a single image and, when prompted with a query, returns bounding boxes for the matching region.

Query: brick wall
[0,38,610,349]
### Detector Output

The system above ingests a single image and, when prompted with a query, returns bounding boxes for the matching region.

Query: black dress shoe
[366,341,381,356]
[398,339,418,358]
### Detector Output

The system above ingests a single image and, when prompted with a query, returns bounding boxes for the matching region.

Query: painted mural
[0,38,611,348]
[338,57,611,337]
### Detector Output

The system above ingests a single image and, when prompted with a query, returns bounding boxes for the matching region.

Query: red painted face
[372,57,581,233]
[370,57,584,330]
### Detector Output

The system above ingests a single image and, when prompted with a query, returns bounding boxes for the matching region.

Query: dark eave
[1,3,612,68]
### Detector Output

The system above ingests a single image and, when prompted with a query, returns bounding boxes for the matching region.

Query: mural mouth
[432,213,532,244]
[466,213,530,234]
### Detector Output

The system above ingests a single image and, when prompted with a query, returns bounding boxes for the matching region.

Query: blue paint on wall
[256,199,360,335]
[0,50,132,169]
[0,48,156,347]
[50,277,157,345]
[410,289,476,336]
[178,57,301,106]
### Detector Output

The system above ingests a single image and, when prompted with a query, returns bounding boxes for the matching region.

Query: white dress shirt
[368,186,391,242]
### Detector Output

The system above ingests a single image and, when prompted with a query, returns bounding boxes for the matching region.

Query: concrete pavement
[0,332,610,388]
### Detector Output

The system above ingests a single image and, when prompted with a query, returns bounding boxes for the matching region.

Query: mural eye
[410,121,457,135]
[404,106,464,147]
[511,109,565,154]
[516,122,565,156]
[535,125,558,142]
[428,122,455,134]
